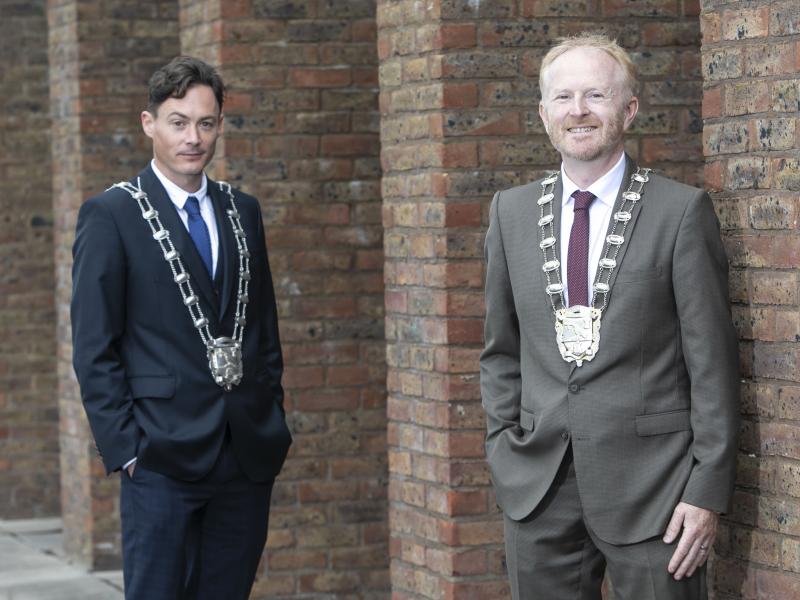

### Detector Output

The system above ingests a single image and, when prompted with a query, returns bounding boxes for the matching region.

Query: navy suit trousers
[120,438,273,600]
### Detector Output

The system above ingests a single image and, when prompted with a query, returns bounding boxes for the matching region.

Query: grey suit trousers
[504,447,707,600]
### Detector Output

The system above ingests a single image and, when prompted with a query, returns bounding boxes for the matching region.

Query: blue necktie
[184,196,213,277]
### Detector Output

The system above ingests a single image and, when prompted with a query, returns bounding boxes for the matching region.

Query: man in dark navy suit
[71,56,291,600]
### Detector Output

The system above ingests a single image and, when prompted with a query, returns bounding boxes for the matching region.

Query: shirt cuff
[123,457,137,470]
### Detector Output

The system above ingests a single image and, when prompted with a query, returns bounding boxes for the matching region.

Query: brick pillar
[378,1,703,597]
[48,0,180,567]
[178,1,387,597]
[701,2,800,597]
[0,0,59,519]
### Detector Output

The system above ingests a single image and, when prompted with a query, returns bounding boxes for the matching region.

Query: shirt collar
[150,159,208,210]
[560,152,627,209]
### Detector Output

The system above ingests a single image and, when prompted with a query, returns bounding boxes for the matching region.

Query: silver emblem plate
[555,306,601,367]
[208,337,243,391]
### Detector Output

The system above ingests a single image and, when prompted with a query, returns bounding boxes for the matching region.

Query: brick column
[701,2,800,597]
[48,0,179,567]
[0,0,59,519]
[178,1,387,596]
[378,1,703,597]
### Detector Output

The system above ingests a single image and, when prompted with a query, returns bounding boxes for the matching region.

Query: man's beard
[546,110,625,162]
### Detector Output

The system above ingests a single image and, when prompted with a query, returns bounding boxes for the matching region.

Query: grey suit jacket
[480,157,739,545]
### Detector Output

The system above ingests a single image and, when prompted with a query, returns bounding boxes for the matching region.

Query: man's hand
[126,461,136,478]
[663,501,718,580]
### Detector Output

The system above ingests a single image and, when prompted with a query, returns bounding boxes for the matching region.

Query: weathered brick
[751,118,796,151]
[703,121,749,155]
[731,528,781,567]
[287,19,350,42]
[726,156,770,190]
[702,86,723,119]
[784,538,800,574]
[252,0,312,18]
[700,11,721,44]
[712,197,748,230]
[439,51,519,79]
[722,6,769,40]
[754,344,800,382]
[289,67,352,88]
[631,49,682,77]
[702,47,743,81]
[478,21,556,47]
[439,0,517,19]
[748,195,797,230]
[771,79,800,112]
[724,234,773,268]
[751,271,799,305]
[773,158,800,191]
[725,81,770,116]
[643,80,702,105]
[744,43,795,77]
[770,0,800,37]
[440,111,520,137]
[416,23,477,52]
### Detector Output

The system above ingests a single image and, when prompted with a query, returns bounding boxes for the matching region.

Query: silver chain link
[110,178,251,349]
[537,167,651,314]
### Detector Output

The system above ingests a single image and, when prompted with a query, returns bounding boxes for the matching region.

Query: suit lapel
[138,166,219,317]
[207,178,236,319]
[535,172,564,313]
[600,154,642,298]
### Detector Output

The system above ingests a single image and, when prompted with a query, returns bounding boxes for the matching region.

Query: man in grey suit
[480,33,739,599]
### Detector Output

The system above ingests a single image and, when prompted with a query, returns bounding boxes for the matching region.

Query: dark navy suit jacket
[72,165,291,482]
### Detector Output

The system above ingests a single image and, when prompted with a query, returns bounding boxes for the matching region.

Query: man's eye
[200,121,214,129]
[171,121,185,128]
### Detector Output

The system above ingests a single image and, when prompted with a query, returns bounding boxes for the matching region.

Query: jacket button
[569,383,579,392]
[561,431,570,441]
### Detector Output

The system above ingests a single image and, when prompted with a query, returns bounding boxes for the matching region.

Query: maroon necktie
[567,191,596,307]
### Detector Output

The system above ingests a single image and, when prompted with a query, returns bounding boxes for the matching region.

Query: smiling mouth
[568,126,597,133]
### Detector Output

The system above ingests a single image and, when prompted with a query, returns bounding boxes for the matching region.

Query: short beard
[547,110,626,162]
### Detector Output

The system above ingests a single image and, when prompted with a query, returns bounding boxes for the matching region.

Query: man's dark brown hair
[147,56,225,114]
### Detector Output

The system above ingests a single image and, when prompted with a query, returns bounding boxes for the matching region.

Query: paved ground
[0,518,123,600]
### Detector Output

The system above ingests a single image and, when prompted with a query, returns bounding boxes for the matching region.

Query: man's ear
[622,96,639,131]
[218,113,224,134]
[141,110,155,138]
[538,101,549,135]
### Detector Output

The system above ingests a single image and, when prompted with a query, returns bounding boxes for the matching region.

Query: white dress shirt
[151,160,219,277]
[559,152,626,307]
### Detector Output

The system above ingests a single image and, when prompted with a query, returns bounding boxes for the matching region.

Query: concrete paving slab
[0,519,123,600]
[0,520,62,535]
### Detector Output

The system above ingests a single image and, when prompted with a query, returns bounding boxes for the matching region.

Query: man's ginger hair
[539,32,638,102]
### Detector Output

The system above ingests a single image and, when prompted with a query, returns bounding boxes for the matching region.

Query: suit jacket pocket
[635,408,690,436]
[128,375,176,399]
[617,265,663,283]
[520,407,535,432]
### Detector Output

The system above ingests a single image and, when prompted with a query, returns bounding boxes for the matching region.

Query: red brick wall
[0,0,59,519]
[377,0,703,597]
[48,0,180,567]
[6,1,795,597]
[701,1,800,597]
[178,1,388,596]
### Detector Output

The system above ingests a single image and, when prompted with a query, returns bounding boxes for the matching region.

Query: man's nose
[569,95,589,116]
[186,125,201,144]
